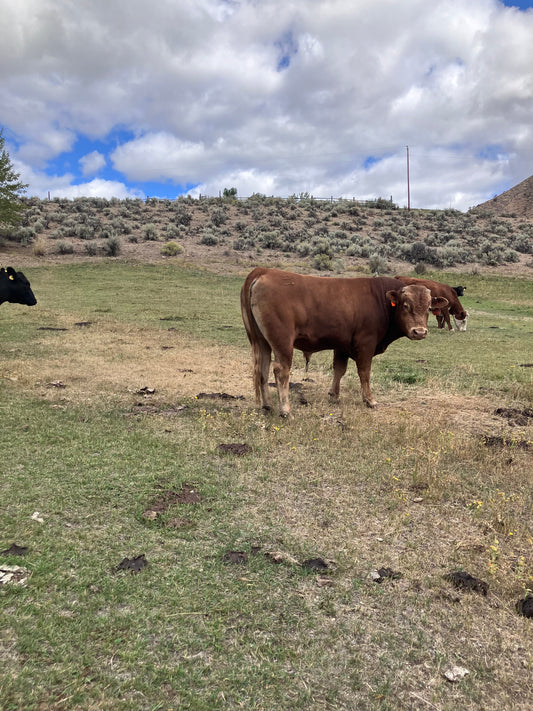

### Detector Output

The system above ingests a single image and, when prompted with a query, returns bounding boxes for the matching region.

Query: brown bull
[241,268,448,416]
[394,276,468,331]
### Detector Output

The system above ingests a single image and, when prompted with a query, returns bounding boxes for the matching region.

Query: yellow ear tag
[9,275,15,281]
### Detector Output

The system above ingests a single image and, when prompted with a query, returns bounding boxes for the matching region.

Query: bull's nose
[410,327,428,340]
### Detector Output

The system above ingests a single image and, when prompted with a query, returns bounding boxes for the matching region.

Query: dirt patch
[196,392,245,401]
[369,567,403,583]
[115,554,148,574]
[494,407,533,426]
[482,435,531,450]
[222,550,249,564]
[0,544,29,556]
[444,571,489,596]
[217,443,252,456]
[143,484,203,522]
[301,557,330,572]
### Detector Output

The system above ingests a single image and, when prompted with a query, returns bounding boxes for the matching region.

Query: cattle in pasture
[394,276,467,331]
[0,267,37,307]
[241,268,448,416]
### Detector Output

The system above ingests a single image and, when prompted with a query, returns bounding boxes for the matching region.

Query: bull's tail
[240,268,269,405]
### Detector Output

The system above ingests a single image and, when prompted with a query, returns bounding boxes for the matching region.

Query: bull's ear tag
[8,275,14,280]
[391,301,396,307]
[432,308,441,315]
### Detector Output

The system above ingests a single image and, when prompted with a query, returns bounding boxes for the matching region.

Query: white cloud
[14,158,143,200]
[79,150,106,177]
[55,178,144,200]
[0,0,532,209]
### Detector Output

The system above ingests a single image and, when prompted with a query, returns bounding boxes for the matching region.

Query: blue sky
[502,0,533,8]
[1,0,532,210]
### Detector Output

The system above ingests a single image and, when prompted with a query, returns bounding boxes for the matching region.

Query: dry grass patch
[5,316,250,410]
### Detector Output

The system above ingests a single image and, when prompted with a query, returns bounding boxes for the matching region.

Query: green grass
[1,262,532,710]
[22,262,246,346]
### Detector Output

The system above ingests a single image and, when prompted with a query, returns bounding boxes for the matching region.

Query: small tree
[0,129,28,228]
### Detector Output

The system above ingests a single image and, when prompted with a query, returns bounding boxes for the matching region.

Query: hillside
[1,194,532,276]
[472,175,533,219]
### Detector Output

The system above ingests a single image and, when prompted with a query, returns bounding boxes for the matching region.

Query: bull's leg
[272,349,293,417]
[355,353,377,408]
[329,351,349,401]
[257,340,274,410]
[442,308,453,331]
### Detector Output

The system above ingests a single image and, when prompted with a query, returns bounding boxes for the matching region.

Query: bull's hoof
[262,405,273,413]
[364,400,377,409]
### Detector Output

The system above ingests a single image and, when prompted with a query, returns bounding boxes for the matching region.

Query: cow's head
[0,267,37,306]
[453,311,468,332]
[386,284,448,340]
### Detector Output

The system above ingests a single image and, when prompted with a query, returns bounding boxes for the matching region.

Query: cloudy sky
[1,0,532,210]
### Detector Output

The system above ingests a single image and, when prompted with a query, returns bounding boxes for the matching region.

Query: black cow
[453,286,466,297]
[0,267,37,306]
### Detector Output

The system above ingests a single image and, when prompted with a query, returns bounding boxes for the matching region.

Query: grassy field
[1,261,532,710]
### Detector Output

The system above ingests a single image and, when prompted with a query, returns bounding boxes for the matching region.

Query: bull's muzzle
[409,327,428,340]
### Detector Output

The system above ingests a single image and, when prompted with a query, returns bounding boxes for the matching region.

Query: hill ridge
[472,175,533,218]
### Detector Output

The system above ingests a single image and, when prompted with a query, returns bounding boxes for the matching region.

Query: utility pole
[406,145,411,210]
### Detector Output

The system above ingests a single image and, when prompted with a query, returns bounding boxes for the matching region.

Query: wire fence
[197,193,396,206]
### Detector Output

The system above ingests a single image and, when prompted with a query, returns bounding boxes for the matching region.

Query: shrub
[407,242,428,263]
[174,211,192,226]
[332,258,345,274]
[311,238,333,258]
[210,208,227,227]
[312,253,333,271]
[512,234,533,254]
[32,238,47,256]
[103,235,122,257]
[233,237,255,251]
[368,253,388,274]
[56,241,75,254]
[503,249,520,263]
[84,242,98,256]
[259,231,281,249]
[161,241,184,256]
[200,230,219,246]
[76,224,97,240]
[414,261,427,275]
[3,226,36,245]
[165,224,182,240]
[142,224,159,241]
